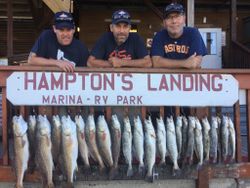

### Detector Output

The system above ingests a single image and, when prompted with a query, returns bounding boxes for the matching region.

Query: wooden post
[247,90,250,161]
[160,106,164,118]
[197,166,210,188]
[2,88,8,165]
[141,107,146,120]
[187,0,194,27]
[234,100,242,162]
[7,0,13,58]
[19,106,26,117]
[175,106,180,116]
[105,107,112,122]
[231,0,237,41]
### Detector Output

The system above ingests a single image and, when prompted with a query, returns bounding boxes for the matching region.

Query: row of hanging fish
[173,115,236,169]
[12,113,236,186]
[13,115,78,188]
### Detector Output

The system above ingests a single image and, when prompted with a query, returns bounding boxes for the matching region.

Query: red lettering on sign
[42,95,50,103]
[91,74,102,90]
[51,73,63,90]
[122,74,133,90]
[78,73,89,90]
[159,74,169,91]
[212,74,223,91]
[147,74,157,91]
[65,73,76,90]
[170,74,181,90]
[24,72,36,90]
[38,72,49,90]
[183,74,193,91]
[95,95,100,104]
[103,73,115,90]
[200,74,210,91]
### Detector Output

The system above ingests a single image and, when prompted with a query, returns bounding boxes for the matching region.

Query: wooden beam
[247,90,250,162]
[43,0,73,13]
[7,0,13,58]
[144,0,163,20]
[197,166,210,188]
[187,0,195,27]
[2,88,8,165]
[231,0,237,40]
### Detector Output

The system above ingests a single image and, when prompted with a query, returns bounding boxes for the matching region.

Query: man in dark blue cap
[28,11,89,72]
[87,9,152,68]
[151,3,207,68]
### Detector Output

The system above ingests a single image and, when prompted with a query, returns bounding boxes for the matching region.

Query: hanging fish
[75,115,90,170]
[210,116,219,163]
[61,115,78,187]
[201,117,210,163]
[156,116,166,165]
[166,116,179,175]
[85,114,105,172]
[228,117,236,162]
[144,116,156,182]
[122,116,133,177]
[13,115,29,188]
[35,115,54,188]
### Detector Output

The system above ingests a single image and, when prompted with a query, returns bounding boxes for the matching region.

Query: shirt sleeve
[189,28,207,56]
[134,34,149,58]
[30,30,48,57]
[150,32,165,57]
[79,42,90,67]
[90,33,107,59]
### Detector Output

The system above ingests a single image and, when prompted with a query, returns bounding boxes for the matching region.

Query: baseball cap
[112,10,131,25]
[54,11,75,29]
[164,3,185,18]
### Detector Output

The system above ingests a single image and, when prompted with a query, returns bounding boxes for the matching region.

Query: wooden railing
[0,66,250,187]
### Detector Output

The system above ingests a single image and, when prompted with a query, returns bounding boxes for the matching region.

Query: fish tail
[127,165,133,177]
[138,163,145,174]
[108,166,119,180]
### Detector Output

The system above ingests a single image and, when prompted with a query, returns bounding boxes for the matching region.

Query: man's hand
[185,52,202,69]
[55,60,75,72]
[108,57,122,68]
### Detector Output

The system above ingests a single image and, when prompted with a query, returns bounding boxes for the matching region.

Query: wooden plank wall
[0,22,7,57]
[0,20,36,58]
[78,8,162,50]
[13,20,36,54]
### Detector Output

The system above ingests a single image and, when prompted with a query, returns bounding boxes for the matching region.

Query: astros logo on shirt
[164,44,189,54]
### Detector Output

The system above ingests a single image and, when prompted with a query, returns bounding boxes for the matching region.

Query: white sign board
[7,72,239,106]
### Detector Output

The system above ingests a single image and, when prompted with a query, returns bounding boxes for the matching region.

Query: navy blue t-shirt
[31,29,89,66]
[151,27,207,59]
[90,32,148,60]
